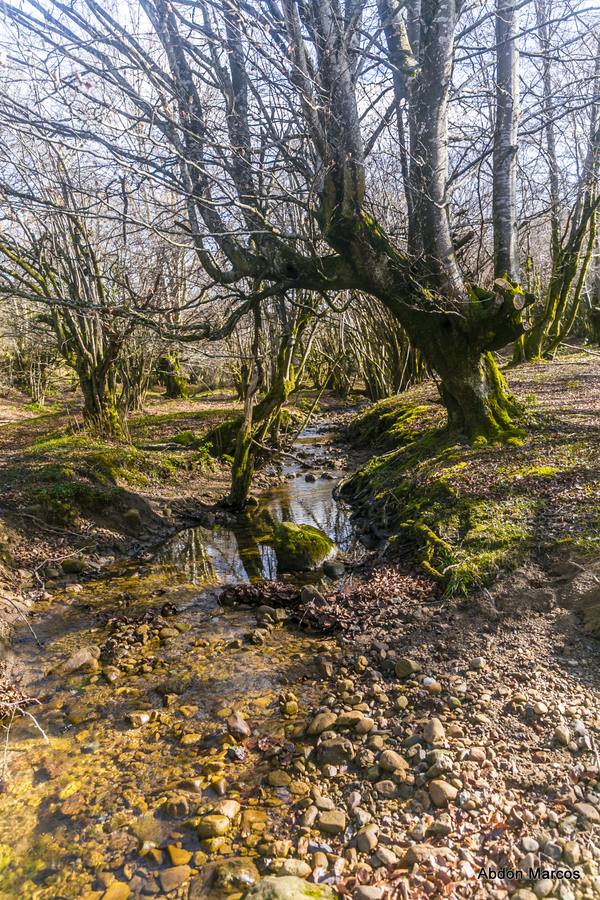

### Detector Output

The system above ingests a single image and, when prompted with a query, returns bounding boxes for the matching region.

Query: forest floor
[0,351,599,899]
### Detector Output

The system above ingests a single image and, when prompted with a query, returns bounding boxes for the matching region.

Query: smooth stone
[353,889,385,900]
[158,866,191,893]
[54,645,100,676]
[166,845,192,866]
[307,712,338,736]
[356,824,378,853]
[197,814,230,838]
[423,718,445,744]
[429,780,458,808]
[270,858,312,878]
[242,876,336,899]
[228,710,252,740]
[379,749,409,773]
[317,737,355,765]
[189,857,260,897]
[394,658,422,678]
[267,770,292,787]
[102,884,131,900]
[573,801,600,823]
[554,725,571,746]
[318,809,347,835]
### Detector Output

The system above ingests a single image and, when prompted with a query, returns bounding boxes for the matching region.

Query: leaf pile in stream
[219,564,437,635]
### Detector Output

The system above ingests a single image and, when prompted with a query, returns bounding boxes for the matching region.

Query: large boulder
[272,522,335,573]
[243,876,337,899]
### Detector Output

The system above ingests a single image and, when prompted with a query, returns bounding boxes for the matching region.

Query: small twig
[0,594,40,646]
[250,438,314,467]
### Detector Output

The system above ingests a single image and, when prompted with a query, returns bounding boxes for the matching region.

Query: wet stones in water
[227,710,251,740]
[52,645,101,676]
[189,857,260,897]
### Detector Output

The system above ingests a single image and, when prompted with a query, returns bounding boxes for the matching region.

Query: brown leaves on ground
[220,563,436,635]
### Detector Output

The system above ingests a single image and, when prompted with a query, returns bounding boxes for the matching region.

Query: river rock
[318,809,347,834]
[356,824,378,852]
[379,749,409,773]
[228,710,252,740]
[242,876,336,899]
[307,711,338,735]
[270,858,312,877]
[272,522,335,572]
[353,888,385,900]
[317,737,355,766]
[190,857,260,897]
[423,718,445,744]
[102,883,131,900]
[573,801,600,823]
[394,658,422,678]
[429,780,458,807]
[158,865,191,893]
[198,814,231,838]
[166,845,192,866]
[54,645,100,675]
[214,799,241,819]
[61,556,86,574]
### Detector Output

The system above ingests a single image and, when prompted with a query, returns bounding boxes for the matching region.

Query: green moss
[271,521,335,572]
[346,397,441,450]
[4,424,214,527]
[343,398,540,594]
[510,465,560,478]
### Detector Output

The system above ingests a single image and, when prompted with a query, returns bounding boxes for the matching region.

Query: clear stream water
[0,429,353,899]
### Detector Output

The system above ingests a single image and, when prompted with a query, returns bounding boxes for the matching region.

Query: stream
[0,429,354,899]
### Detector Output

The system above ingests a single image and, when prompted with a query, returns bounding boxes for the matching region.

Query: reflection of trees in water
[268,487,353,550]
[159,526,251,585]
[157,476,354,587]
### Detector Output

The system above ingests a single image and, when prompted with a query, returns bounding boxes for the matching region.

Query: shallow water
[0,429,351,898]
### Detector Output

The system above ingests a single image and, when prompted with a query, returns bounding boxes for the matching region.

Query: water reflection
[156,431,352,586]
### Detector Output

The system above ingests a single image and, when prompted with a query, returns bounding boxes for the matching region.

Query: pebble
[158,866,191,893]
[423,718,445,743]
[573,802,600,824]
[554,725,571,746]
[394,658,422,678]
[227,710,251,740]
[197,815,230,838]
[429,780,458,807]
[356,824,378,852]
[378,749,409,773]
[318,809,347,835]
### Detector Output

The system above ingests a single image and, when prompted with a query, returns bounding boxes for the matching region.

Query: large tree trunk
[77,362,124,439]
[434,351,519,441]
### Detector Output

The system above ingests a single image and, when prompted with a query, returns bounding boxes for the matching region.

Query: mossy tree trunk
[158,354,188,399]
[77,361,125,439]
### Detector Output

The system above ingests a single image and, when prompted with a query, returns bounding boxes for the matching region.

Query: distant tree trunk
[158,354,188,399]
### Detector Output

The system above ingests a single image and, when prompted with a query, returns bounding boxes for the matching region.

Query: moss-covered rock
[242,876,337,900]
[272,522,335,573]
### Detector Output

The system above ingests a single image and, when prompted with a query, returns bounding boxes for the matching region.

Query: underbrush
[342,388,600,595]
